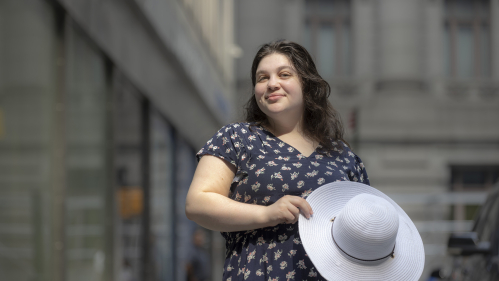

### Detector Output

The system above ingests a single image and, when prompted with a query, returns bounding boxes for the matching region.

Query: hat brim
[298,181,425,281]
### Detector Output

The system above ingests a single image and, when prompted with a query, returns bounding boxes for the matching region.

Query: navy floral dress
[196,123,370,281]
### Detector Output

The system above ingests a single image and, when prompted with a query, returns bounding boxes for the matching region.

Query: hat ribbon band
[331,217,395,261]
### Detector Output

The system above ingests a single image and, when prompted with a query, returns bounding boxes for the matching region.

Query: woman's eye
[258,76,268,82]
[280,73,291,78]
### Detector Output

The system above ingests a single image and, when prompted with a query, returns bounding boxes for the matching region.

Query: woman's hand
[264,195,313,225]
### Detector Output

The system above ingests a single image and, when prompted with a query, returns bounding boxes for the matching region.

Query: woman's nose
[267,76,280,90]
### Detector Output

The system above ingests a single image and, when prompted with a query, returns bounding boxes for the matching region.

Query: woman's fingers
[266,195,314,226]
[287,196,313,219]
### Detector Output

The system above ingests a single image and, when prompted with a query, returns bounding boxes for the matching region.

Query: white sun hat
[298,181,425,281]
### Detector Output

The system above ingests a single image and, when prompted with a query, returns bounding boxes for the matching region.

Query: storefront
[0,0,234,280]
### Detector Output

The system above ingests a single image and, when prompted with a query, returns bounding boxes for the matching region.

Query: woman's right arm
[185,155,313,232]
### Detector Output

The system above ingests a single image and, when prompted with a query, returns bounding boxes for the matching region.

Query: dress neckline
[259,126,318,159]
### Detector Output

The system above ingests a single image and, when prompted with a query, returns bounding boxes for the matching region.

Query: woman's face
[254,53,304,120]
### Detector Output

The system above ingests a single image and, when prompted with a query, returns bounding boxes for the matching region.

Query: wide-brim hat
[298,181,425,281]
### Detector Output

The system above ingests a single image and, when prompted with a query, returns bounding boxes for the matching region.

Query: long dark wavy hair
[244,40,347,153]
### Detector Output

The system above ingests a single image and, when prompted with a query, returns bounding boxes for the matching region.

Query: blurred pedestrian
[185,40,369,280]
[185,228,211,281]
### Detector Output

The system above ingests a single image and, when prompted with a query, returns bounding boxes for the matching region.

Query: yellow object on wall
[118,187,143,219]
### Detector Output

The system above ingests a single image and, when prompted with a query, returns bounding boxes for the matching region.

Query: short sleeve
[196,124,244,169]
[349,154,370,185]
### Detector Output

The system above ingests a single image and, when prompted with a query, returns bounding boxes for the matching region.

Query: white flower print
[315,154,324,160]
[305,170,318,178]
[255,167,265,177]
[256,269,264,276]
[281,165,291,171]
[296,259,307,269]
[248,164,256,170]
[222,137,229,145]
[287,147,294,152]
[280,261,287,270]
[244,194,251,202]
[260,253,268,264]
[278,234,287,243]
[343,165,348,170]
[311,161,320,167]
[241,128,247,134]
[297,154,305,160]
[268,241,276,249]
[266,161,278,166]
[348,151,355,157]
[292,162,302,168]
[225,148,231,153]
[263,141,272,148]
[345,158,350,164]
[233,123,240,128]
[257,236,266,246]
[278,142,285,147]
[251,182,260,192]
[230,133,238,140]
[263,196,271,204]
[273,149,280,154]
[267,265,273,274]
[267,184,275,191]
[282,183,289,192]
[308,268,318,277]
[274,249,283,260]
[297,181,304,188]
[271,172,283,181]
[248,135,256,141]
[290,172,299,180]
[325,171,333,176]
[257,155,265,160]
[247,144,254,150]
[266,135,275,141]
[318,178,325,185]
[247,249,256,263]
[238,267,245,276]
[244,269,251,280]
[293,238,301,244]
[227,264,234,271]
[301,189,312,198]
[235,192,242,201]
[226,277,232,281]
[336,156,344,162]
[259,149,268,154]
[286,270,296,281]
[288,250,297,257]
[276,156,290,161]
[216,131,223,137]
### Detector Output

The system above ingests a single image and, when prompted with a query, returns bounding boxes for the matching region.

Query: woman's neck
[266,115,304,137]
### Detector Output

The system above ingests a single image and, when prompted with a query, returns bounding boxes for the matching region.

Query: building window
[450,165,499,220]
[444,0,491,78]
[304,0,351,78]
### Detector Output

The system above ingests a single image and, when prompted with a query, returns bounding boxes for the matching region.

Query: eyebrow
[255,65,295,77]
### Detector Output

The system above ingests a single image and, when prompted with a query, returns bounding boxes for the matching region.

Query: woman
[185,40,369,280]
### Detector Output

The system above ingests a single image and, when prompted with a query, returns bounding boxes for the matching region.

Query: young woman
[185,40,369,280]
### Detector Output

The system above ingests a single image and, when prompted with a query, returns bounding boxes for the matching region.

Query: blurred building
[0,0,236,281]
[234,0,499,279]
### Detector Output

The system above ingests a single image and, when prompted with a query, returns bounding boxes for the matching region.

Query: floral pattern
[197,123,370,280]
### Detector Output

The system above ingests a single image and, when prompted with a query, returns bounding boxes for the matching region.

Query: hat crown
[332,193,399,261]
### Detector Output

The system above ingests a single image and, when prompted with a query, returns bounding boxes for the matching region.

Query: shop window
[444,0,491,78]
[65,19,113,281]
[450,165,499,221]
[303,0,352,77]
